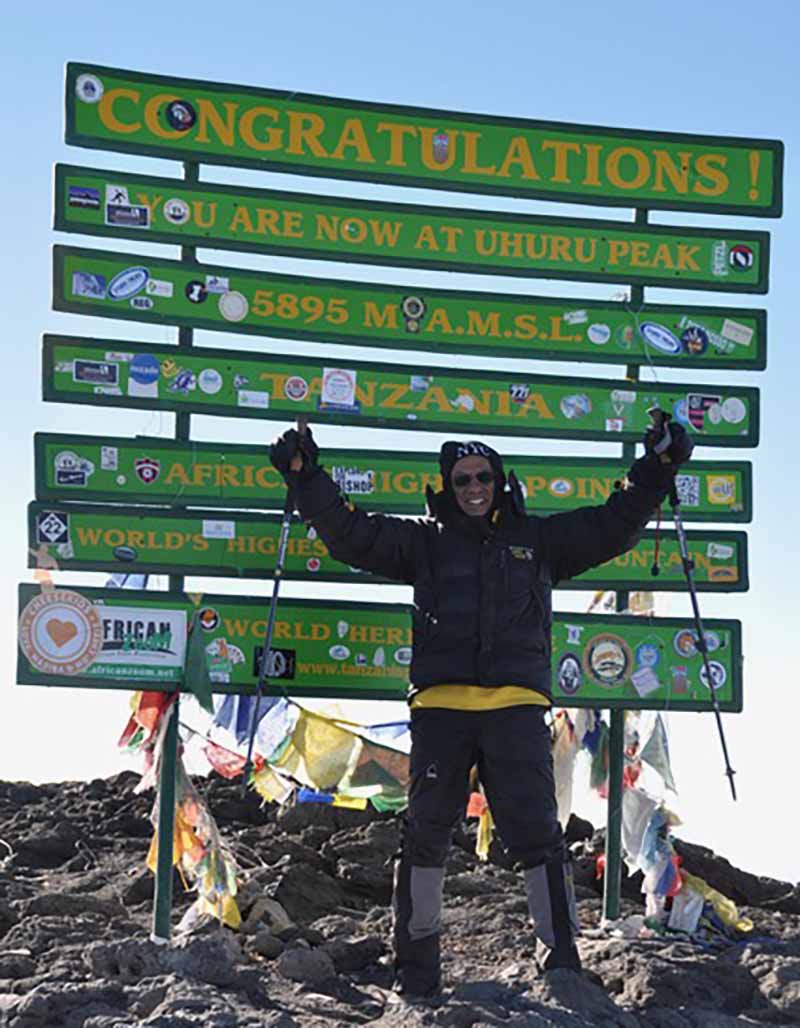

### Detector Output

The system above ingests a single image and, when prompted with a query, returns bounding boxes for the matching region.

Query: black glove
[269,427,320,479]
[643,414,693,468]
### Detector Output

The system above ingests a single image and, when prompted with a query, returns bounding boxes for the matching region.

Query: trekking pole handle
[289,416,309,474]
[647,406,680,504]
[647,406,672,461]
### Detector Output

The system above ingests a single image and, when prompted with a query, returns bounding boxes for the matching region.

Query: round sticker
[113,546,137,563]
[672,398,690,425]
[680,326,709,356]
[161,358,179,378]
[75,74,104,103]
[185,281,207,304]
[639,322,681,355]
[284,376,309,402]
[130,354,161,386]
[198,368,222,395]
[699,660,727,691]
[402,296,426,319]
[673,629,697,658]
[163,198,191,226]
[329,645,350,661]
[323,369,355,404]
[587,323,611,345]
[115,475,126,485]
[198,608,220,631]
[615,324,634,350]
[557,653,583,696]
[703,631,721,653]
[108,267,149,301]
[721,397,746,424]
[165,100,197,132]
[707,403,723,425]
[548,478,574,498]
[18,589,103,675]
[394,647,413,666]
[560,394,591,420]
[583,634,632,686]
[307,558,321,573]
[729,245,754,270]
[219,291,249,322]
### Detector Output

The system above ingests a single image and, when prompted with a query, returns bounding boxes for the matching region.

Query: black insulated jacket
[294,454,673,702]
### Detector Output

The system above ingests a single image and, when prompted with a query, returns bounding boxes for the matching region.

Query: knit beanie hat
[438,440,506,491]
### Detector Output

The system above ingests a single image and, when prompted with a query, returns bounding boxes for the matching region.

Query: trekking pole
[648,408,737,801]
[241,417,308,795]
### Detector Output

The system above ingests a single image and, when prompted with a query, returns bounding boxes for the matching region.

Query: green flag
[184,613,215,715]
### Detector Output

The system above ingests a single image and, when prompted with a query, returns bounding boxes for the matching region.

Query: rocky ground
[0,772,798,1027]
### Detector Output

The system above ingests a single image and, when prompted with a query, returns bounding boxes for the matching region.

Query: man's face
[451,455,495,517]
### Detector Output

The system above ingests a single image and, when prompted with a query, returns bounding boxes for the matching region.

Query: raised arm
[541,415,693,584]
[269,427,423,584]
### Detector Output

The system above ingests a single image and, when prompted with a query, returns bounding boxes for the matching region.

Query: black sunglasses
[452,470,494,488]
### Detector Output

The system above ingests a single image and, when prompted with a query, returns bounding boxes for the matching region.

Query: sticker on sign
[202,520,236,540]
[721,319,754,346]
[237,390,269,408]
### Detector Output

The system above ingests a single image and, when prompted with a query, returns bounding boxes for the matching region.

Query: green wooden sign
[35,433,753,522]
[16,584,743,711]
[65,63,783,216]
[54,247,770,365]
[17,584,188,684]
[43,335,760,447]
[28,502,748,592]
[55,168,770,294]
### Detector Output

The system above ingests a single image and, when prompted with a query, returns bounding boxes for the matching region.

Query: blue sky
[1,0,798,883]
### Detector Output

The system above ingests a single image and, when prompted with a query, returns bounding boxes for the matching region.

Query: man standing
[270,419,691,997]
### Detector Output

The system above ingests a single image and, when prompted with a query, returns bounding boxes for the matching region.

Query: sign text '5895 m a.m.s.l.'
[53,245,767,367]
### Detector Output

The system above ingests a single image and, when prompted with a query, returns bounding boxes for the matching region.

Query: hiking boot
[543,942,582,972]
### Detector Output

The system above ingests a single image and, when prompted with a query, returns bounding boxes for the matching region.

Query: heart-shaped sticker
[45,618,78,648]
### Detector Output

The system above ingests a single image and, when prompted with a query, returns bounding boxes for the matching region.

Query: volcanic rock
[0,773,797,1027]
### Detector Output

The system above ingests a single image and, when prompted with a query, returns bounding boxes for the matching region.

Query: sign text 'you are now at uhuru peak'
[56,165,770,293]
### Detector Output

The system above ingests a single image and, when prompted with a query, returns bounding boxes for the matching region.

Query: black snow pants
[392,706,580,995]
